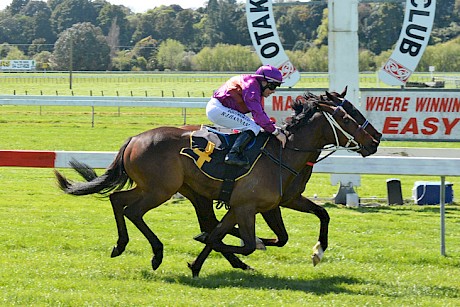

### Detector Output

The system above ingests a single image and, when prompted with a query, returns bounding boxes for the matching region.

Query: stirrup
[224,153,249,166]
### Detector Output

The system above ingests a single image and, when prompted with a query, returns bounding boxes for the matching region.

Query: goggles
[266,82,281,90]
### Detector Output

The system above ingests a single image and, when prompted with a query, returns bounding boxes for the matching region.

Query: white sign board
[263,90,460,141]
[361,90,459,141]
[246,0,301,87]
[378,0,436,86]
[0,60,36,70]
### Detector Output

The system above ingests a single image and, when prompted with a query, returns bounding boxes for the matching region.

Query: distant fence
[0,95,207,126]
[2,72,457,88]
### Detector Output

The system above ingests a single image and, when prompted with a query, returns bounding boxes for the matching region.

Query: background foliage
[0,0,459,72]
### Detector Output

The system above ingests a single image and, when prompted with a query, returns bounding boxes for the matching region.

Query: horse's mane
[284,92,322,131]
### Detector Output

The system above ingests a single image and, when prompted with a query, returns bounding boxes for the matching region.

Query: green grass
[1,167,459,305]
[1,75,460,305]
[2,71,457,97]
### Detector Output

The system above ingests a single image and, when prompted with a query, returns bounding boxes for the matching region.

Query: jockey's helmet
[255,65,283,84]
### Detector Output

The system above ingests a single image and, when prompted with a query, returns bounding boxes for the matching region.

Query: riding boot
[225,130,255,166]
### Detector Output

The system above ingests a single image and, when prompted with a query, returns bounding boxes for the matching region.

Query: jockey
[206,64,287,166]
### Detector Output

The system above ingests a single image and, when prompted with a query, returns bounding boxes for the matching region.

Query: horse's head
[285,94,378,157]
[325,88,383,146]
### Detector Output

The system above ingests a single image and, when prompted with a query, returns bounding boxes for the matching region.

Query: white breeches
[206,98,261,135]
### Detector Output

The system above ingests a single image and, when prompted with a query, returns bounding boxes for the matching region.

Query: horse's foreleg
[209,207,257,256]
[259,207,289,247]
[189,209,255,277]
[109,189,141,257]
[179,187,253,271]
[282,196,330,266]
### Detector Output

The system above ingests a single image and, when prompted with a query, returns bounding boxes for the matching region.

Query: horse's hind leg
[109,189,141,257]
[123,189,172,271]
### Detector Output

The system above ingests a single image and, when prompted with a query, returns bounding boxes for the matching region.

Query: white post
[440,176,446,256]
[328,0,361,198]
[328,0,359,104]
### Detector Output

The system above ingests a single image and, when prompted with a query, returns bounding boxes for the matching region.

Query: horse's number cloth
[180,127,270,181]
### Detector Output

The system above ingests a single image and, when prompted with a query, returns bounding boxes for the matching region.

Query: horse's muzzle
[359,139,379,157]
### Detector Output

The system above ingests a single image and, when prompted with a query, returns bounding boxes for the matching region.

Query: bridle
[323,106,361,151]
[262,102,366,180]
[284,103,363,155]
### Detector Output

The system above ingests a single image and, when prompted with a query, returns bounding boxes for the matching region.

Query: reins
[262,102,363,195]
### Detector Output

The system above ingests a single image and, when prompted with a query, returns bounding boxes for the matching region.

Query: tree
[0,14,35,46]
[1,44,27,59]
[359,3,403,55]
[97,3,132,46]
[52,22,110,70]
[33,50,53,70]
[50,0,97,34]
[359,49,376,71]
[23,1,55,44]
[173,9,202,50]
[156,39,185,70]
[7,0,29,15]
[131,36,159,70]
[419,37,460,71]
[202,0,221,47]
[192,44,259,71]
[274,3,326,49]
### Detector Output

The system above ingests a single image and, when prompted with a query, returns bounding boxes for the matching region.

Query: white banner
[361,90,459,141]
[0,60,36,70]
[262,90,460,141]
[378,0,436,86]
[246,0,301,87]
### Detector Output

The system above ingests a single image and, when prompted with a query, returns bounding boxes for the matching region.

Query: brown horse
[188,89,382,266]
[55,95,378,277]
[186,92,382,275]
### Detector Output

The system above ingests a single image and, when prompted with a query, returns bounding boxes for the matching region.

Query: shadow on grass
[157,270,362,294]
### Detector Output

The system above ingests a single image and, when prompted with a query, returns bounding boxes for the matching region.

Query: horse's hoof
[239,237,266,251]
[151,257,163,271]
[111,246,124,258]
[312,254,321,266]
[193,232,209,244]
[311,241,324,266]
[187,262,200,278]
[256,237,266,251]
[244,265,255,271]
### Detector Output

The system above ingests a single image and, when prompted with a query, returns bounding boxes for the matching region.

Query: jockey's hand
[276,132,287,148]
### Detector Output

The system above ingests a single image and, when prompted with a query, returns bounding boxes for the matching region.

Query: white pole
[328,0,359,104]
[440,176,446,256]
[328,0,361,195]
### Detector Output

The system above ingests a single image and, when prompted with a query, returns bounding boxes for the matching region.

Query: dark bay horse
[55,96,379,277]
[186,89,382,266]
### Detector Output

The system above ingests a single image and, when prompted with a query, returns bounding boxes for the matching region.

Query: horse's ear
[340,86,348,98]
[325,91,333,100]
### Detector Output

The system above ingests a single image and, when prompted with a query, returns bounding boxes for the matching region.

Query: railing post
[440,175,446,256]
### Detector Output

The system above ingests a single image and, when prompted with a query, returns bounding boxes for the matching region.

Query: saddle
[180,126,270,205]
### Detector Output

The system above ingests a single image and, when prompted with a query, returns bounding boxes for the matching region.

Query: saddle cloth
[180,126,270,181]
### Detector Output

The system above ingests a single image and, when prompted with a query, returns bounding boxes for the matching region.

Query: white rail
[0,95,208,108]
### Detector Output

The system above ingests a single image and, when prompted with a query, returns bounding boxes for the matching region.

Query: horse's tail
[54,138,134,196]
